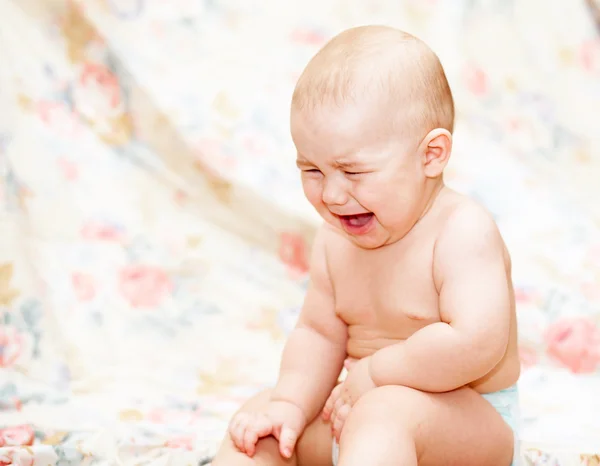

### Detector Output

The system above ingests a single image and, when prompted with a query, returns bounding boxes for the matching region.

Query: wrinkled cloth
[1,0,599,464]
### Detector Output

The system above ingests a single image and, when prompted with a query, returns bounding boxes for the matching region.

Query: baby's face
[291,103,432,249]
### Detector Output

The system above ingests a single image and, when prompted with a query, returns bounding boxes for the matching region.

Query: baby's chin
[347,235,389,250]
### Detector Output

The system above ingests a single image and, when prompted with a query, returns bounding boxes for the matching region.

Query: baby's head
[291,25,455,249]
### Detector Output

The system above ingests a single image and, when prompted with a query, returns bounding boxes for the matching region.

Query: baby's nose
[322,177,348,206]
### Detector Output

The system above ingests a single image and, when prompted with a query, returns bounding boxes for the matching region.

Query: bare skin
[327,189,520,395]
[213,191,520,466]
[214,385,514,466]
[213,25,520,466]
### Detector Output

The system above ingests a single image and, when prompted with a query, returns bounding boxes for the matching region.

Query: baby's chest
[329,244,440,326]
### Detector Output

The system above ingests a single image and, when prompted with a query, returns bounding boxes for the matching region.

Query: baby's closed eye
[344,171,371,178]
[301,168,323,176]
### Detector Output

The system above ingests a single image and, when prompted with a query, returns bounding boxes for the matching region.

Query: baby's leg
[337,385,514,466]
[212,389,334,466]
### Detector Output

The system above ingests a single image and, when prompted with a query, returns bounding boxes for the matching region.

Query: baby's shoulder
[432,193,511,288]
[435,194,505,256]
[440,194,497,230]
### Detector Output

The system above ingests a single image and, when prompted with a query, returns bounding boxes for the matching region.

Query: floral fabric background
[1,0,599,464]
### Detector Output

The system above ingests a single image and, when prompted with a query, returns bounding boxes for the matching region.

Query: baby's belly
[346,324,408,360]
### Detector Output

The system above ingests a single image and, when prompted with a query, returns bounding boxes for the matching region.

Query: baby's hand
[229,400,306,459]
[322,382,348,441]
[322,357,376,442]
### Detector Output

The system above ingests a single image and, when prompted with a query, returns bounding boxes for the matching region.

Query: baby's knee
[339,387,422,451]
[356,386,423,412]
[348,386,427,429]
[212,434,285,466]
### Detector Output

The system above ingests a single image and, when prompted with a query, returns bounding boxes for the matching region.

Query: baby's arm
[369,204,511,393]
[271,226,348,421]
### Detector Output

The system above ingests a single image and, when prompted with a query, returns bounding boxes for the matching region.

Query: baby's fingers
[322,395,334,421]
[243,430,258,457]
[333,403,351,443]
[229,413,249,453]
[322,384,342,421]
[333,393,345,418]
[279,425,299,459]
[244,416,272,457]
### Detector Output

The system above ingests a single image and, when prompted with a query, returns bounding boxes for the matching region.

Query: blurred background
[0,0,599,464]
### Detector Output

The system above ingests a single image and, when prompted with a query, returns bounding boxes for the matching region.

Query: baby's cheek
[302,180,322,205]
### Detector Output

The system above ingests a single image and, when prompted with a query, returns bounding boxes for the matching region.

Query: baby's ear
[421,128,452,178]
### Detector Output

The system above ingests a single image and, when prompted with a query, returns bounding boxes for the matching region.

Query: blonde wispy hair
[292,25,455,139]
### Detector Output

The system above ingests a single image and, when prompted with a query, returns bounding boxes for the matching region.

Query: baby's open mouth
[337,213,375,235]
[340,213,373,227]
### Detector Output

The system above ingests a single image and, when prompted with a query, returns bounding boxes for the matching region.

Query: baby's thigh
[344,385,514,466]
[296,413,335,466]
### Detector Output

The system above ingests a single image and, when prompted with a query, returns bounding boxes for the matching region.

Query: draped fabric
[1,0,599,464]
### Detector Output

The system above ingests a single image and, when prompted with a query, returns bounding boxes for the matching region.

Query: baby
[213,25,521,466]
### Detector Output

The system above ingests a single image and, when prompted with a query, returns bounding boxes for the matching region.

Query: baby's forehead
[293,101,389,144]
[294,121,403,170]
[291,96,422,159]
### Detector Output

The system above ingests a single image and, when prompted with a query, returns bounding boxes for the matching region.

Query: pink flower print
[0,450,34,466]
[545,317,600,373]
[279,233,309,275]
[36,101,81,138]
[518,345,538,369]
[165,435,194,451]
[71,272,96,302]
[514,287,534,304]
[290,28,327,46]
[80,220,124,242]
[118,265,173,308]
[0,327,24,368]
[147,407,202,425]
[0,425,34,447]
[174,189,188,206]
[57,157,79,181]
[463,65,488,96]
[0,451,13,466]
[73,62,133,145]
[147,408,167,423]
[78,63,121,109]
[507,117,522,132]
[580,39,600,74]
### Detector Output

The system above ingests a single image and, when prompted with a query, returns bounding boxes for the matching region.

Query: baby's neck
[417,178,446,223]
